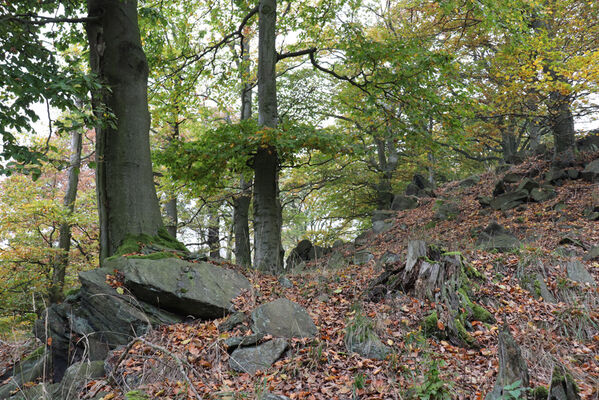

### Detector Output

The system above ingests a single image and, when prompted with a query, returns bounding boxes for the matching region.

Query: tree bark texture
[208,206,220,258]
[87,0,163,262]
[233,34,253,267]
[49,129,82,303]
[254,0,283,272]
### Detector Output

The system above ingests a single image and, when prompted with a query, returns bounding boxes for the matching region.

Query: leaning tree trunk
[254,0,282,272]
[233,33,253,267]
[87,0,163,262]
[49,129,82,304]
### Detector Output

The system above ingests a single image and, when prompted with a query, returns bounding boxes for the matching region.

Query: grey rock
[223,333,264,350]
[433,200,460,221]
[566,260,595,285]
[516,178,540,193]
[354,251,374,265]
[490,190,529,211]
[120,257,251,319]
[372,220,393,234]
[285,239,313,269]
[503,172,523,184]
[478,196,492,208]
[545,168,568,184]
[278,276,294,289]
[56,360,105,400]
[252,298,317,338]
[218,312,247,332]
[354,230,372,246]
[584,246,599,261]
[332,239,345,248]
[327,251,349,270]
[530,186,556,202]
[390,195,418,211]
[376,251,401,270]
[576,133,599,153]
[459,175,481,187]
[476,222,520,252]
[259,394,291,400]
[581,159,599,182]
[372,209,396,222]
[565,169,580,180]
[345,334,390,360]
[228,338,288,374]
[0,349,49,400]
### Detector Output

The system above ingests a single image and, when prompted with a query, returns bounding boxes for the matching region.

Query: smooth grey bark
[49,129,82,303]
[254,0,282,272]
[164,197,178,238]
[372,126,399,209]
[233,34,253,267]
[87,0,163,262]
[164,121,180,238]
[208,206,220,258]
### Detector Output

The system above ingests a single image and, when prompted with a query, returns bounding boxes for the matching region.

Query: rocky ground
[1,152,598,399]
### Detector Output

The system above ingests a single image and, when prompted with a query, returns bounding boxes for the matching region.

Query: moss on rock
[108,227,188,260]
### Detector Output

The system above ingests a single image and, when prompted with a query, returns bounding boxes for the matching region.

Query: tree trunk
[164,197,178,238]
[254,0,282,272]
[207,206,220,258]
[49,129,82,303]
[87,0,163,262]
[551,97,575,167]
[234,176,252,266]
[233,33,253,267]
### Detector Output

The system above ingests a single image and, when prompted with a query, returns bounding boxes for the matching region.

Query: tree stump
[365,240,493,347]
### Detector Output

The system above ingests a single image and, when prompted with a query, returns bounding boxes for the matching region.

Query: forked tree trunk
[87,0,163,262]
[254,0,282,272]
[49,129,82,303]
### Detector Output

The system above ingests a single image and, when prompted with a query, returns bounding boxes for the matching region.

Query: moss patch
[108,227,188,260]
[422,311,438,335]
[125,390,150,400]
[126,251,179,260]
[531,386,549,400]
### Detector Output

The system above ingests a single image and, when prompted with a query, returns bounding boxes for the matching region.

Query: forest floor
[2,154,599,399]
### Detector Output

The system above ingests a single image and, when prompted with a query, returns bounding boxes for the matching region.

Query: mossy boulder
[548,364,581,400]
[251,298,317,338]
[117,257,251,319]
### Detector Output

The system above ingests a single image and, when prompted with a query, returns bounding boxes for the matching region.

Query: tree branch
[277,47,317,61]
[1,14,100,25]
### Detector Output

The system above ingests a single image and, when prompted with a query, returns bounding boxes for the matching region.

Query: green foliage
[499,380,527,400]
[410,359,453,400]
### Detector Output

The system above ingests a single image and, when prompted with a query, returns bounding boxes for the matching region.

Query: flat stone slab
[229,338,288,374]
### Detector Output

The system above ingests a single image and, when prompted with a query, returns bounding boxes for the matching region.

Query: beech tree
[86,0,164,261]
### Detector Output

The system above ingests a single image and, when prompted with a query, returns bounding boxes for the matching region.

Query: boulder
[516,178,540,193]
[545,168,568,184]
[576,133,599,153]
[344,316,390,360]
[565,169,580,180]
[373,220,393,234]
[376,251,401,270]
[459,175,481,187]
[228,338,288,374]
[530,186,557,202]
[354,230,372,246]
[252,298,317,338]
[55,360,106,400]
[583,246,599,261]
[490,190,529,211]
[566,260,596,285]
[391,195,418,211]
[503,172,523,184]
[548,364,581,400]
[0,348,49,399]
[372,210,395,222]
[285,239,313,268]
[353,251,374,265]
[327,250,350,270]
[218,312,247,332]
[433,200,460,221]
[581,159,599,182]
[485,325,530,400]
[223,333,264,351]
[119,257,251,319]
[476,222,520,252]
